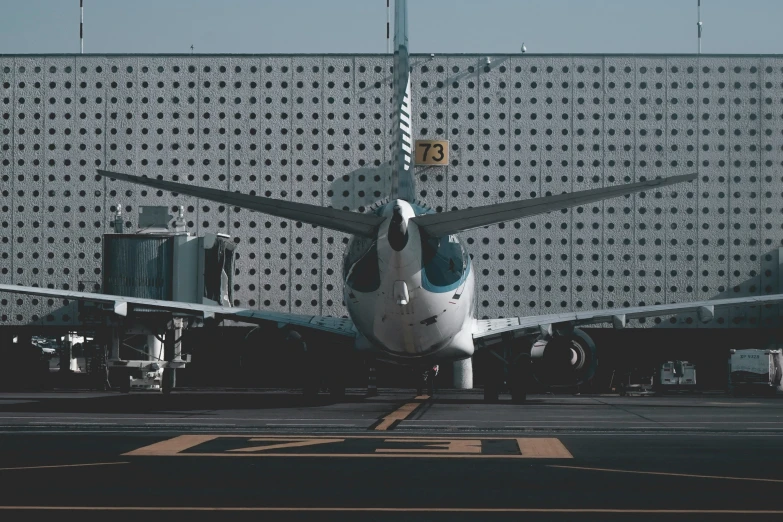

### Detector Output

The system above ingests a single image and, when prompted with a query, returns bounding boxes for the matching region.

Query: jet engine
[530,328,597,386]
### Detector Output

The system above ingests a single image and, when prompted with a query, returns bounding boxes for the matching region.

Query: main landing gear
[416,365,439,396]
[482,347,530,404]
[289,331,348,402]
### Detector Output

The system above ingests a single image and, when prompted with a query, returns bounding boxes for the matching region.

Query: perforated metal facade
[1,54,782,328]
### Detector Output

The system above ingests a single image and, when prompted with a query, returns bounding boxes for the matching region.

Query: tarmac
[0,388,781,521]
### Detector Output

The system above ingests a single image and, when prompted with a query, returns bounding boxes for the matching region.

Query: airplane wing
[473,293,783,344]
[0,284,357,338]
[412,173,696,237]
[97,169,385,238]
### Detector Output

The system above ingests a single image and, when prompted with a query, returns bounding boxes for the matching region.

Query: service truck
[728,349,782,396]
[657,361,697,392]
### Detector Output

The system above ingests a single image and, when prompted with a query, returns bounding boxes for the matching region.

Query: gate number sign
[415,140,449,165]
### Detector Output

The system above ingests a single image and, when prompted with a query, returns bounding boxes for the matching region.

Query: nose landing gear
[416,365,439,396]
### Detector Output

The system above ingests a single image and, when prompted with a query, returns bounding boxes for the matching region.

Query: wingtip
[651,172,698,185]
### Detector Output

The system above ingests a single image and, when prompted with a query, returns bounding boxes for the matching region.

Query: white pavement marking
[549,464,783,484]
[0,416,369,421]
[27,421,117,426]
[0,462,128,471]
[407,420,783,424]
[404,421,476,430]
[266,422,356,427]
[144,421,236,427]
[1,507,782,514]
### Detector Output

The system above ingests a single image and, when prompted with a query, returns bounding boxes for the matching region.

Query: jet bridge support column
[366,359,378,397]
[146,335,163,362]
[162,328,176,394]
[162,317,184,394]
[109,327,120,361]
[453,358,473,389]
[59,337,72,374]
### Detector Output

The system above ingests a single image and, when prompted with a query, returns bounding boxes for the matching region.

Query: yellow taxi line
[374,396,429,431]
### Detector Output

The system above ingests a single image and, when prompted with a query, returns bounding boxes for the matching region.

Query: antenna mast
[80,0,84,54]
[697,0,702,54]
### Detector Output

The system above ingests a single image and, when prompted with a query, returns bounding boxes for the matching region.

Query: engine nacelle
[530,328,598,387]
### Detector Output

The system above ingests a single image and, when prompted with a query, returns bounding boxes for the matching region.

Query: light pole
[697,0,702,54]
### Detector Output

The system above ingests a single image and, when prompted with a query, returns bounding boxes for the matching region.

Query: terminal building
[1,53,782,389]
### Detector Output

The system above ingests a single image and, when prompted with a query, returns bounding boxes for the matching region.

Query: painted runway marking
[375,438,482,454]
[517,438,573,458]
[0,506,781,514]
[549,464,783,484]
[375,401,424,431]
[229,438,345,452]
[0,462,128,472]
[125,434,213,456]
[124,435,574,459]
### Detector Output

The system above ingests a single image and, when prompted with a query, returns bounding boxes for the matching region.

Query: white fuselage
[344,200,476,365]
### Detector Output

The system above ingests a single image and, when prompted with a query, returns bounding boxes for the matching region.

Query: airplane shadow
[327,164,392,212]
[651,247,782,330]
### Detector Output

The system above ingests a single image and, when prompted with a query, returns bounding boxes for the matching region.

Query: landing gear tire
[483,350,502,403]
[328,358,347,402]
[330,385,346,401]
[511,384,527,404]
[300,349,320,403]
[483,383,499,403]
[118,370,131,394]
[510,360,529,404]
[303,382,319,402]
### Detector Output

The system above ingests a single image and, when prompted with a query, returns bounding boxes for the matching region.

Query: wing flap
[473,293,783,340]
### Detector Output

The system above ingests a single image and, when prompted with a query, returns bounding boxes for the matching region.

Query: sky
[0,0,782,55]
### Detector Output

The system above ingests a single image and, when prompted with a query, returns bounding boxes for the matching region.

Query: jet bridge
[79,205,236,393]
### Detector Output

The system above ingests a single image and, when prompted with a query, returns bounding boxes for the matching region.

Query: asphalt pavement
[0,388,781,521]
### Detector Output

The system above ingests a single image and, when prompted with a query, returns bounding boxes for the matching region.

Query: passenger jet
[2,0,782,401]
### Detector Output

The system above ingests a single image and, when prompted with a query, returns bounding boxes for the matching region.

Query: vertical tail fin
[390,0,415,202]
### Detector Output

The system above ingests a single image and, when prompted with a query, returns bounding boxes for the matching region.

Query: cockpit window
[421,234,469,292]
[343,237,380,292]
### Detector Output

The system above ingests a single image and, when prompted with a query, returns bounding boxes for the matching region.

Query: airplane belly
[346,205,476,361]
[382,288,446,354]
[371,272,473,357]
